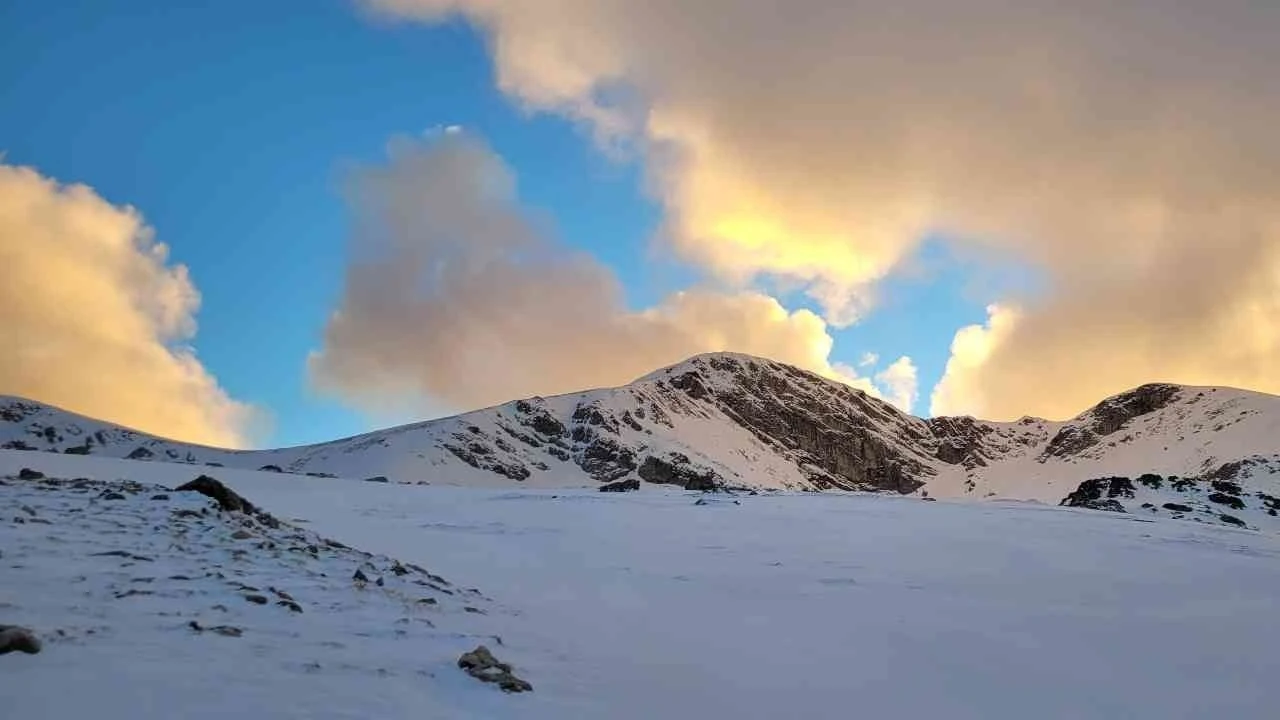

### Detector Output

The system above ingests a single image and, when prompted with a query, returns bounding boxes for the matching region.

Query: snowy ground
[4,450,1280,718]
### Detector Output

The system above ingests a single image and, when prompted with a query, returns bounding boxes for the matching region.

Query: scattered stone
[258,465,283,473]
[1219,514,1248,528]
[0,625,42,655]
[1163,503,1194,513]
[390,561,410,576]
[114,589,155,599]
[276,600,303,613]
[189,621,242,637]
[244,594,269,605]
[231,530,253,540]
[150,494,170,501]
[101,491,127,501]
[19,505,37,516]
[417,598,438,606]
[363,476,390,483]
[464,606,486,614]
[17,468,44,480]
[458,645,533,693]
[599,478,640,493]
[353,568,370,583]
[91,550,154,562]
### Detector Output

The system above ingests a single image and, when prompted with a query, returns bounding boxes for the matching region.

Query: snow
[4,450,1280,718]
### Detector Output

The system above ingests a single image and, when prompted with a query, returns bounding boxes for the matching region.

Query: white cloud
[875,356,919,414]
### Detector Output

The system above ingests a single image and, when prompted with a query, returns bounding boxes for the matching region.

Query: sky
[2,1,1278,449]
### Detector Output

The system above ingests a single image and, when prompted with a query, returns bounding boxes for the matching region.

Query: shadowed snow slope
[2,450,1279,719]
[4,353,1280,529]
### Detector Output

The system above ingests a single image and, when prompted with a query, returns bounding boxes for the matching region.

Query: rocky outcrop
[1042,384,1182,459]
[1060,477,1136,511]
[599,478,640,492]
[648,355,932,493]
[637,453,719,491]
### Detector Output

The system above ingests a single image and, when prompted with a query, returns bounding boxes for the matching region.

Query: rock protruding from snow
[0,625,42,655]
[458,645,533,693]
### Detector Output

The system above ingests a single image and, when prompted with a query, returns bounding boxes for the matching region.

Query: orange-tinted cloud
[0,162,255,446]
[365,1,1280,416]
[309,132,918,414]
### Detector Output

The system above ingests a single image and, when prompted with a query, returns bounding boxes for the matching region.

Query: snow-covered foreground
[4,450,1280,718]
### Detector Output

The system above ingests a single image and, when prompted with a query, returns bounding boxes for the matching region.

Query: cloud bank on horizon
[309,132,918,416]
[361,0,1280,421]
[0,163,255,447]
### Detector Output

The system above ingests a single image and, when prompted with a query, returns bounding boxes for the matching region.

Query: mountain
[3,352,1279,527]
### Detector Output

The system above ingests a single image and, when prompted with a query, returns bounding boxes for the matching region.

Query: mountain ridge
[3,352,1279,528]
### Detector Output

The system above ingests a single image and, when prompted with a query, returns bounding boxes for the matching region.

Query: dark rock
[243,594,269,605]
[17,468,44,480]
[599,478,640,492]
[353,568,370,583]
[458,645,533,693]
[0,626,42,655]
[126,447,155,460]
[231,530,253,540]
[189,621,242,637]
[1208,492,1246,510]
[150,494,170,501]
[1137,474,1164,489]
[101,491,127,501]
[174,476,257,514]
[277,600,303,613]
[638,453,720,491]
[1163,502,1193,512]
[258,465,283,473]
[1219,514,1247,528]
[1211,480,1243,496]
[363,476,390,483]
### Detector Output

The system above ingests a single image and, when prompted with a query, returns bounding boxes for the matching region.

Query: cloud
[929,305,1020,418]
[364,0,1280,416]
[310,132,913,414]
[0,162,255,446]
[875,357,919,415]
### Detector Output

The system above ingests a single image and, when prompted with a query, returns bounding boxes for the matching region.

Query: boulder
[458,645,533,693]
[174,475,257,514]
[0,625,41,655]
[599,478,640,493]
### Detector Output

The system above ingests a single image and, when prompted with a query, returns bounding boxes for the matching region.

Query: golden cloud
[364,0,1280,417]
[309,132,918,414]
[0,163,255,446]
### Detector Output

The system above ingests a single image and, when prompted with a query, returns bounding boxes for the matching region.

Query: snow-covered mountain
[3,352,1279,527]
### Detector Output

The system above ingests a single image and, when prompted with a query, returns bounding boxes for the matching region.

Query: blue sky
[1,0,1005,446]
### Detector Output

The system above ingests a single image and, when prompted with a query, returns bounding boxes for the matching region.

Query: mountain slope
[3,352,1279,527]
[6,450,1280,719]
